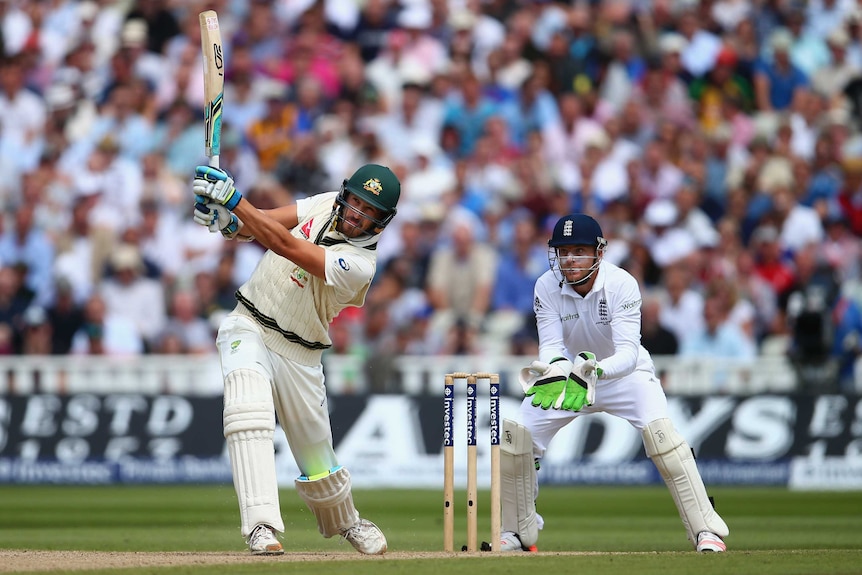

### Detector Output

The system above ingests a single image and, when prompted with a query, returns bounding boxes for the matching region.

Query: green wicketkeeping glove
[520,358,572,410]
[560,352,601,412]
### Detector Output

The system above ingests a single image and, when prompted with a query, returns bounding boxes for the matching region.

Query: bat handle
[197,154,220,215]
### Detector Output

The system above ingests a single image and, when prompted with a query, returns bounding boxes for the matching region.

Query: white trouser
[217,314,338,536]
[520,369,668,457]
[518,369,726,545]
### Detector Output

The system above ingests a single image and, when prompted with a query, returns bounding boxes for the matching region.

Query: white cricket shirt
[533,261,656,380]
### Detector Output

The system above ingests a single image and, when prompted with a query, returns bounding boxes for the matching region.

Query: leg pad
[295,466,360,538]
[501,419,539,547]
[642,418,729,545]
[223,369,283,536]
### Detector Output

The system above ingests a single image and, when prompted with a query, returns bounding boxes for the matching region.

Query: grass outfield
[0,485,860,574]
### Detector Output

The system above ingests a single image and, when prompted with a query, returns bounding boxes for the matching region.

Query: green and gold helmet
[336,164,400,236]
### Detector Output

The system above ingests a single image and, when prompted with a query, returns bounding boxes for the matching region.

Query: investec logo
[466,386,476,446]
[443,388,453,447]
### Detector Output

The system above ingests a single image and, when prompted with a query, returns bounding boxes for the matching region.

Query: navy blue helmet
[547,214,607,286]
[548,214,607,249]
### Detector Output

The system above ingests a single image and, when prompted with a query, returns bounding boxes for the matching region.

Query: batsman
[499,213,729,553]
[191,163,400,555]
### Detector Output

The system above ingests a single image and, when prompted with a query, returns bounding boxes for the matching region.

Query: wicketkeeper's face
[555,245,601,284]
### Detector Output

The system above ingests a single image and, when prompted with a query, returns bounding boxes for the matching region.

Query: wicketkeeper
[499,213,729,553]
[192,163,400,555]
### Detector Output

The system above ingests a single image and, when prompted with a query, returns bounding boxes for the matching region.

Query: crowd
[1,0,862,393]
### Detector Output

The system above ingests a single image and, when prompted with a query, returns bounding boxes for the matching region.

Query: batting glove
[193,165,242,210]
[560,351,600,412]
[520,358,572,410]
[193,197,243,239]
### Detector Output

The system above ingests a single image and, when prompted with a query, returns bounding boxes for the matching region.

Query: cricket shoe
[248,524,284,555]
[499,531,538,552]
[696,531,726,553]
[342,518,387,555]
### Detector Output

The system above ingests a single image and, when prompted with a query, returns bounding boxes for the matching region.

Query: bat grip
[198,156,220,214]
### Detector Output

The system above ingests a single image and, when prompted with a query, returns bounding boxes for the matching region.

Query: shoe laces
[249,524,275,545]
[342,519,373,544]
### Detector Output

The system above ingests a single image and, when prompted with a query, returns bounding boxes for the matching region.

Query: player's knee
[641,418,686,457]
[223,369,275,437]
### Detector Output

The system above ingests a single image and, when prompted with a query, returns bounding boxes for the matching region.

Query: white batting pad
[295,466,360,538]
[500,419,539,547]
[642,418,729,545]
[223,369,283,536]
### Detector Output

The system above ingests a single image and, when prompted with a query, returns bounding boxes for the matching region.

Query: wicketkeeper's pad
[500,419,539,547]
[642,418,729,546]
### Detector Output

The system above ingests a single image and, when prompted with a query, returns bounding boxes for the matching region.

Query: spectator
[779,249,847,390]
[46,279,83,354]
[70,292,143,356]
[636,139,686,200]
[0,265,32,354]
[98,243,166,351]
[425,210,498,339]
[246,81,296,172]
[0,203,55,306]
[340,0,397,63]
[641,291,679,356]
[689,46,754,133]
[442,71,500,157]
[680,294,758,392]
[771,182,825,255]
[373,77,444,167]
[487,214,546,348]
[754,29,810,111]
[19,305,51,355]
[812,27,860,104]
[750,224,796,295]
[658,263,705,350]
[157,290,212,355]
[0,54,47,174]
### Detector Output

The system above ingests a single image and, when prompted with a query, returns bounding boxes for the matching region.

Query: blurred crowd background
[2,0,862,393]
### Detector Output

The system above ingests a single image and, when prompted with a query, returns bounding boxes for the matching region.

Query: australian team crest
[363,178,382,195]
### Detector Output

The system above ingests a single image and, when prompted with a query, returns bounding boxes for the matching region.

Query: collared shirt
[533,261,654,380]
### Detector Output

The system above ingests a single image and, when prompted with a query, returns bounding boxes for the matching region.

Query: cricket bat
[199,10,224,169]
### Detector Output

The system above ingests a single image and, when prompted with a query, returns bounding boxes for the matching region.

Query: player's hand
[560,352,601,411]
[193,197,243,238]
[520,358,571,410]
[193,165,242,210]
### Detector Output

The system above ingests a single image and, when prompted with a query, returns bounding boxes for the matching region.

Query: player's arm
[233,200,325,278]
[597,278,643,379]
[258,204,299,230]
[533,279,570,365]
[193,166,326,278]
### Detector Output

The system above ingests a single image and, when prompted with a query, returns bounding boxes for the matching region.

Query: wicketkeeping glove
[193,165,242,210]
[560,351,601,412]
[193,196,243,239]
[519,358,572,410]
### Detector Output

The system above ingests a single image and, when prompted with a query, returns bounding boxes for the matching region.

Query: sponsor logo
[230,340,241,354]
[337,258,350,271]
[300,219,313,239]
[622,298,642,310]
[563,219,573,236]
[561,313,579,321]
